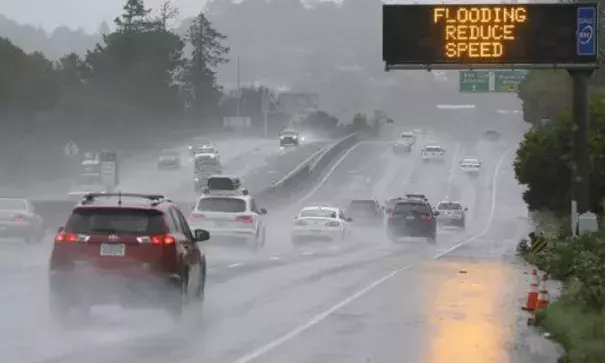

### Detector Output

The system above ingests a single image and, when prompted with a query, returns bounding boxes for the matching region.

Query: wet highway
[0,131,533,363]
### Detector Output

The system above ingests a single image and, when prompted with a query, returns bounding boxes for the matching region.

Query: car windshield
[196,198,246,213]
[199,148,216,153]
[299,209,337,218]
[0,199,26,211]
[437,202,462,210]
[392,202,432,215]
[463,159,479,164]
[64,208,166,235]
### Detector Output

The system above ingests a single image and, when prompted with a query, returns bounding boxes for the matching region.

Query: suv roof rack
[80,192,172,206]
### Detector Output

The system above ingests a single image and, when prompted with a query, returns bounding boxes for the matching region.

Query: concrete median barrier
[255,133,361,206]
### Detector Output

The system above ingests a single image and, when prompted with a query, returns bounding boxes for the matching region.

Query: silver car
[0,198,44,242]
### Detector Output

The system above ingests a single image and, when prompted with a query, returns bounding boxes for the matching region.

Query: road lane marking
[233,148,512,363]
[228,263,243,268]
[269,256,281,260]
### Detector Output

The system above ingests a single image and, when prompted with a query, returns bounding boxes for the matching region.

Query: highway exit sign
[459,71,490,93]
[494,70,527,92]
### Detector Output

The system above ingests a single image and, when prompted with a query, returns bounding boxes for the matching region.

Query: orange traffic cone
[536,274,550,311]
[522,269,540,311]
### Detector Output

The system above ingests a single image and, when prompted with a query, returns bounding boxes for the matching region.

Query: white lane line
[300,251,314,256]
[269,256,281,261]
[228,263,244,268]
[233,148,512,363]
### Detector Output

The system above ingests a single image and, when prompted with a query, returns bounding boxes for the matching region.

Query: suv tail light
[55,232,90,243]
[136,234,176,245]
[12,214,25,221]
[190,213,205,220]
[326,221,340,227]
[236,215,254,223]
[294,219,307,226]
[421,214,434,221]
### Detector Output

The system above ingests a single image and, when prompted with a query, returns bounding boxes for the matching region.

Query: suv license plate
[406,216,415,220]
[100,244,125,257]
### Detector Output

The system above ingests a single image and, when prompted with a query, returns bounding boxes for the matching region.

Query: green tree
[514,98,605,214]
[351,112,370,133]
[185,10,230,121]
[114,0,154,33]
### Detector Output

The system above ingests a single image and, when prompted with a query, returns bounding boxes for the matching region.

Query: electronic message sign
[383,3,598,69]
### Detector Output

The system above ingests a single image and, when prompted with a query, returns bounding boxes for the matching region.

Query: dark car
[194,155,222,192]
[0,198,44,243]
[48,193,209,322]
[280,130,300,147]
[484,129,501,141]
[387,198,438,243]
[346,199,383,225]
[157,150,181,169]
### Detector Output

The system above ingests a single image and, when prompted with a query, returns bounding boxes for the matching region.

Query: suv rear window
[392,202,432,215]
[437,202,462,210]
[65,208,166,235]
[196,198,246,213]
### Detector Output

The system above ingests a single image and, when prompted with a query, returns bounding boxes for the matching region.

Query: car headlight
[194,177,200,182]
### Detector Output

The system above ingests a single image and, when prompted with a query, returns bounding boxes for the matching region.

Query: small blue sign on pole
[577,6,597,56]
[541,118,552,128]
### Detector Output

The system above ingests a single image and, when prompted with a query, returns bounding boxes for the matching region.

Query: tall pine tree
[185,11,230,120]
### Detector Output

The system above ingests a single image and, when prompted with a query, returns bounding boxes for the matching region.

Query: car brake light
[12,214,25,221]
[326,221,340,227]
[190,213,205,220]
[421,214,434,221]
[294,219,307,226]
[144,234,176,245]
[55,232,90,243]
[236,215,254,223]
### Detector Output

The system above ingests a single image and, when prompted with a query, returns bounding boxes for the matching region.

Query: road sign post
[459,71,490,92]
[569,6,597,217]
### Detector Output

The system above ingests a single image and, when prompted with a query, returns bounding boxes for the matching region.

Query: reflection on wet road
[0,133,534,363]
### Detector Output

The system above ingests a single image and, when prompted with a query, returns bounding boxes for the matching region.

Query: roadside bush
[523,229,605,363]
[537,282,605,363]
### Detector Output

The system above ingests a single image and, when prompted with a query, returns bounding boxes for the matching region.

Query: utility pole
[262,87,268,138]
[568,69,593,217]
[236,56,241,117]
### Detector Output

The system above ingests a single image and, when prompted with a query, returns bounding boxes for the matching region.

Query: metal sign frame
[383,3,600,71]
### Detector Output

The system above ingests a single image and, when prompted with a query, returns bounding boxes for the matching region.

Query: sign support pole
[568,69,594,216]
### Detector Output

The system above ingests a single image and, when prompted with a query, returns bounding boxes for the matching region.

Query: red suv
[48,193,209,321]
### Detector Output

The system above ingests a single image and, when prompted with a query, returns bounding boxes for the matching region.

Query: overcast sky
[0,0,211,33]
[1,0,527,33]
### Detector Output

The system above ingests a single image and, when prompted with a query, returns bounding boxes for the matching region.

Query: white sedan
[459,158,481,174]
[292,206,352,243]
